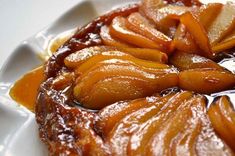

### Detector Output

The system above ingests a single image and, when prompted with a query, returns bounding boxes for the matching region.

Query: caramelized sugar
[10,66,44,112]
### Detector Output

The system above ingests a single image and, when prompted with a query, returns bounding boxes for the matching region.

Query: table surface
[0,0,81,69]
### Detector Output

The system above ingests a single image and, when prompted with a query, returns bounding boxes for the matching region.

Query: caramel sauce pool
[10,66,44,112]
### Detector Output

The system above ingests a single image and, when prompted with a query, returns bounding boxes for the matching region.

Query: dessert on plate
[10,0,235,155]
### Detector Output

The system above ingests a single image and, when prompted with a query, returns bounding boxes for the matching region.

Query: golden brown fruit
[173,23,199,53]
[197,3,223,30]
[114,47,168,63]
[128,91,193,155]
[170,51,224,71]
[208,96,235,151]
[64,46,168,69]
[74,59,178,109]
[145,95,205,156]
[107,93,174,155]
[179,69,235,94]
[180,12,213,58]
[109,16,163,49]
[100,25,132,48]
[97,98,151,136]
[208,2,235,46]
[126,12,171,51]
[212,29,235,53]
[76,51,169,73]
[141,0,191,33]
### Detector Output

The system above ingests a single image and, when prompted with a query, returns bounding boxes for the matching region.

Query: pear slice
[208,2,235,46]
[109,16,163,49]
[64,46,168,68]
[74,59,178,109]
[145,95,205,156]
[170,51,224,71]
[180,12,212,58]
[208,96,235,151]
[212,29,235,53]
[126,12,171,51]
[173,23,199,53]
[107,93,177,155]
[196,100,234,155]
[179,68,235,94]
[97,98,153,136]
[141,0,191,33]
[76,52,169,73]
[100,25,132,48]
[197,3,223,30]
[127,91,193,155]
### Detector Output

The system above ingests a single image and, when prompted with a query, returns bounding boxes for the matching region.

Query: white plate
[0,0,232,155]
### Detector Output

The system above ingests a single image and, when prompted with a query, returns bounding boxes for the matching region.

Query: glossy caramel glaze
[10,66,44,112]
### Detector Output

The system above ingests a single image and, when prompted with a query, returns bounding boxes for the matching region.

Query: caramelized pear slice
[196,102,234,156]
[180,12,212,58]
[197,3,223,30]
[179,69,235,94]
[128,91,193,155]
[140,0,166,29]
[208,2,235,45]
[64,46,112,68]
[171,119,201,156]
[107,93,174,155]
[212,29,235,53]
[208,96,235,150]
[170,51,224,71]
[100,25,132,48]
[173,24,199,53]
[97,98,152,136]
[74,60,178,109]
[110,16,162,49]
[146,95,205,156]
[76,52,169,73]
[114,47,168,63]
[141,0,191,33]
[126,12,171,51]
[64,46,168,68]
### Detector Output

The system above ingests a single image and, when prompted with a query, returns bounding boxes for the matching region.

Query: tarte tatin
[11,0,235,155]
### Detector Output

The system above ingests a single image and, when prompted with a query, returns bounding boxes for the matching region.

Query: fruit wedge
[74,60,178,109]
[107,93,175,155]
[179,68,235,94]
[208,96,235,150]
[127,91,193,155]
[126,12,171,51]
[173,23,199,53]
[208,2,235,46]
[180,12,212,58]
[196,100,234,155]
[100,25,132,48]
[145,95,205,156]
[65,46,169,69]
[197,3,223,30]
[141,0,192,33]
[140,0,166,28]
[97,98,151,136]
[76,52,169,73]
[109,16,163,49]
[212,29,235,53]
[114,47,168,63]
[170,51,224,71]
[64,46,113,68]
[171,119,201,156]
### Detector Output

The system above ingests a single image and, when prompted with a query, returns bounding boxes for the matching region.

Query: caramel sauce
[10,66,44,112]
[47,29,75,55]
